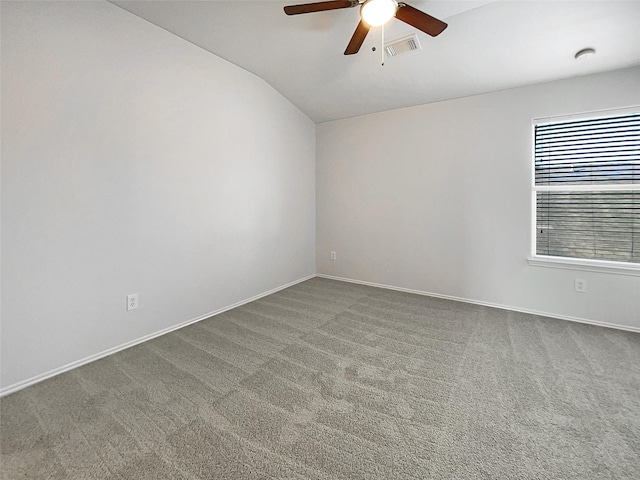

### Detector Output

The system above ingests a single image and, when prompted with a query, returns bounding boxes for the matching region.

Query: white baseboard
[316,274,640,334]
[3,272,636,397]
[0,274,315,398]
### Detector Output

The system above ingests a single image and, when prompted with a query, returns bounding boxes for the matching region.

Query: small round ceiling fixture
[575,47,596,60]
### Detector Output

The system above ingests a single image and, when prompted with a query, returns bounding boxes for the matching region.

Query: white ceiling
[111,0,640,123]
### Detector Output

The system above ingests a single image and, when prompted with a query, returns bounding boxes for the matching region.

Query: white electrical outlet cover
[127,293,139,311]
[574,279,587,293]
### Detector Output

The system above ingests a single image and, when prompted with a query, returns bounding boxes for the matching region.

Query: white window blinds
[534,112,640,264]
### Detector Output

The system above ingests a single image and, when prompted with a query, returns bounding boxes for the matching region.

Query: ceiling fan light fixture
[361,0,397,27]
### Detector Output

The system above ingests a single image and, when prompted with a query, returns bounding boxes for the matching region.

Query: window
[531,109,640,274]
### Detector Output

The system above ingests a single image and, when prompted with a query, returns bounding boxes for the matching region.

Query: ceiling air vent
[385,34,422,58]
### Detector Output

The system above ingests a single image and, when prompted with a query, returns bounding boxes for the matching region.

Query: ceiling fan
[284,0,447,55]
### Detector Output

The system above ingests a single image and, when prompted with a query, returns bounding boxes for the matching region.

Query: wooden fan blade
[284,1,357,15]
[395,3,447,37]
[344,20,370,55]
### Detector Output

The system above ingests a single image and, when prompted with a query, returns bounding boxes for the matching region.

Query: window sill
[528,256,640,277]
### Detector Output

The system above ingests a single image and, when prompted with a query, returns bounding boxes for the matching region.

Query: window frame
[529,107,640,277]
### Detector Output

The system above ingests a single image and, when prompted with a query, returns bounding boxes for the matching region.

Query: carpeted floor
[1,277,639,479]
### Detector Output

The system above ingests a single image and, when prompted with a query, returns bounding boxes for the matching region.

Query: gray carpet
[1,277,639,479]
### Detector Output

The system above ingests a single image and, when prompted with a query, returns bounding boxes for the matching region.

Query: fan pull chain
[381,23,385,66]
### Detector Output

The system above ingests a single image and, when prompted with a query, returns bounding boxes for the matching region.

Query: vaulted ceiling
[111,1,640,123]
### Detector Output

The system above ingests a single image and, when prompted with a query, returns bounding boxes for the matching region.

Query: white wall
[0,1,316,391]
[317,67,640,331]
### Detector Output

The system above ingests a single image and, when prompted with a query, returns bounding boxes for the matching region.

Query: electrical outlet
[574,279,587,293]
[127,293,138,311]
[330,251,336,261]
